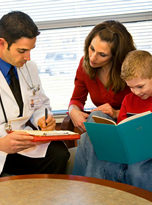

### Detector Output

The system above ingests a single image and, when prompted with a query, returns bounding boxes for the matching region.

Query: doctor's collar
[0,58,13,78]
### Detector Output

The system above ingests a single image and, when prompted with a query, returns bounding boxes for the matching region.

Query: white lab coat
[0,61,52,173]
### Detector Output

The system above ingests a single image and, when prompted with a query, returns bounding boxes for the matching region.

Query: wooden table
[0,174,152,205]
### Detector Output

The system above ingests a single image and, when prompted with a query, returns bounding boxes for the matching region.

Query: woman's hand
[0,131,36,154]
[38,114,56,131]
[69,107,89,132]
[91,103,119,119]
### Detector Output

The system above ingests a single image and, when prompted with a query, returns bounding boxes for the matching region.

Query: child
[116,50,152,191]
[119,50,152,122]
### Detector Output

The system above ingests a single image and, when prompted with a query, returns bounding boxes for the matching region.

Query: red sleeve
[69,57,89,110]
[117,95,128,123]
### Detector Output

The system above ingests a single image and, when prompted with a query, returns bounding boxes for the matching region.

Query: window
[1,0,152,115]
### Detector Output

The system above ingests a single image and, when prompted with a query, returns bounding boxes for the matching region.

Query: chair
[60,115,77,174]
[61,115,84,148]
[60,115,75,132]
[61,113,89,174]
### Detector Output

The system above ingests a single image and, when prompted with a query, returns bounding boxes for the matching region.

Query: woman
[69,20,136,132]
[69,20,136,177]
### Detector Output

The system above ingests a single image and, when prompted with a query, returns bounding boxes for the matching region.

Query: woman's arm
[91,103,120,119]
[69,105,89,132]
[68,58,90,132]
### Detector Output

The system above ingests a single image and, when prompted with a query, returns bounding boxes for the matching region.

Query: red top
[117,93,152,123]
[69,57,131,110]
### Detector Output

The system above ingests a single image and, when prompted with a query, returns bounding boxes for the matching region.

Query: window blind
[1,0,152,114]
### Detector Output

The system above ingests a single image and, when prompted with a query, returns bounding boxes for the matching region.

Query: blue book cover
[84,112,152,164]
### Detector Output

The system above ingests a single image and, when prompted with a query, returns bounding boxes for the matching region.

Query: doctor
[0,11,70,176]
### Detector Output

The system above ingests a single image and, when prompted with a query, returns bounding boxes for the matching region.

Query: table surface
[0,174,152,205]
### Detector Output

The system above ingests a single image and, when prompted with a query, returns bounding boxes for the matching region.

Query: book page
[13,130,78,136]
[118,111,151,124]
[92,115,116,125]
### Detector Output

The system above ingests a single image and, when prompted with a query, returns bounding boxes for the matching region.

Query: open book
[84,111,152,164]
[92,111,151,125]
[13,130,80,142]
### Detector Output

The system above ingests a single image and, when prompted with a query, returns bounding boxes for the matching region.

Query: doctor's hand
[0,131,36,154]
[38,114,56,131]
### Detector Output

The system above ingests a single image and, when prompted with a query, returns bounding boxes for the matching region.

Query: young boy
[118,50,152,122]
[116,50,152,191]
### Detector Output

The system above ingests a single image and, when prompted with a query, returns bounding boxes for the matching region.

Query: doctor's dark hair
[83,20,136,93]
[0,11,40,49]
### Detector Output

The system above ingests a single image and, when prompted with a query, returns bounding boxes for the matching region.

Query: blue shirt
[0,58,18,84]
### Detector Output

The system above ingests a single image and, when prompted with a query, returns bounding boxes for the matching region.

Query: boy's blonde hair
[121,50,152,81]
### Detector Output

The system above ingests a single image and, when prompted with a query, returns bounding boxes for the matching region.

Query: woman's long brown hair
[83,20,136,93]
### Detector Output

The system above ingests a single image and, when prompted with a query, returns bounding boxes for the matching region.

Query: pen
[45,108,48,126]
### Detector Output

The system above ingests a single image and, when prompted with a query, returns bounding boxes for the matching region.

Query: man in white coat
[0,11,70,176]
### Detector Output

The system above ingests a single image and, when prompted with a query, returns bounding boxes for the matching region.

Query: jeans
[73,111,152,192]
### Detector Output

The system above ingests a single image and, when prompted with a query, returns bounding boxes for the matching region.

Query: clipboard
[12,130,80,142]
[32,134,80,142]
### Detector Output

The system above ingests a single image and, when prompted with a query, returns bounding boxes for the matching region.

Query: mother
[69,20,136,133]
[68,20,136,177]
